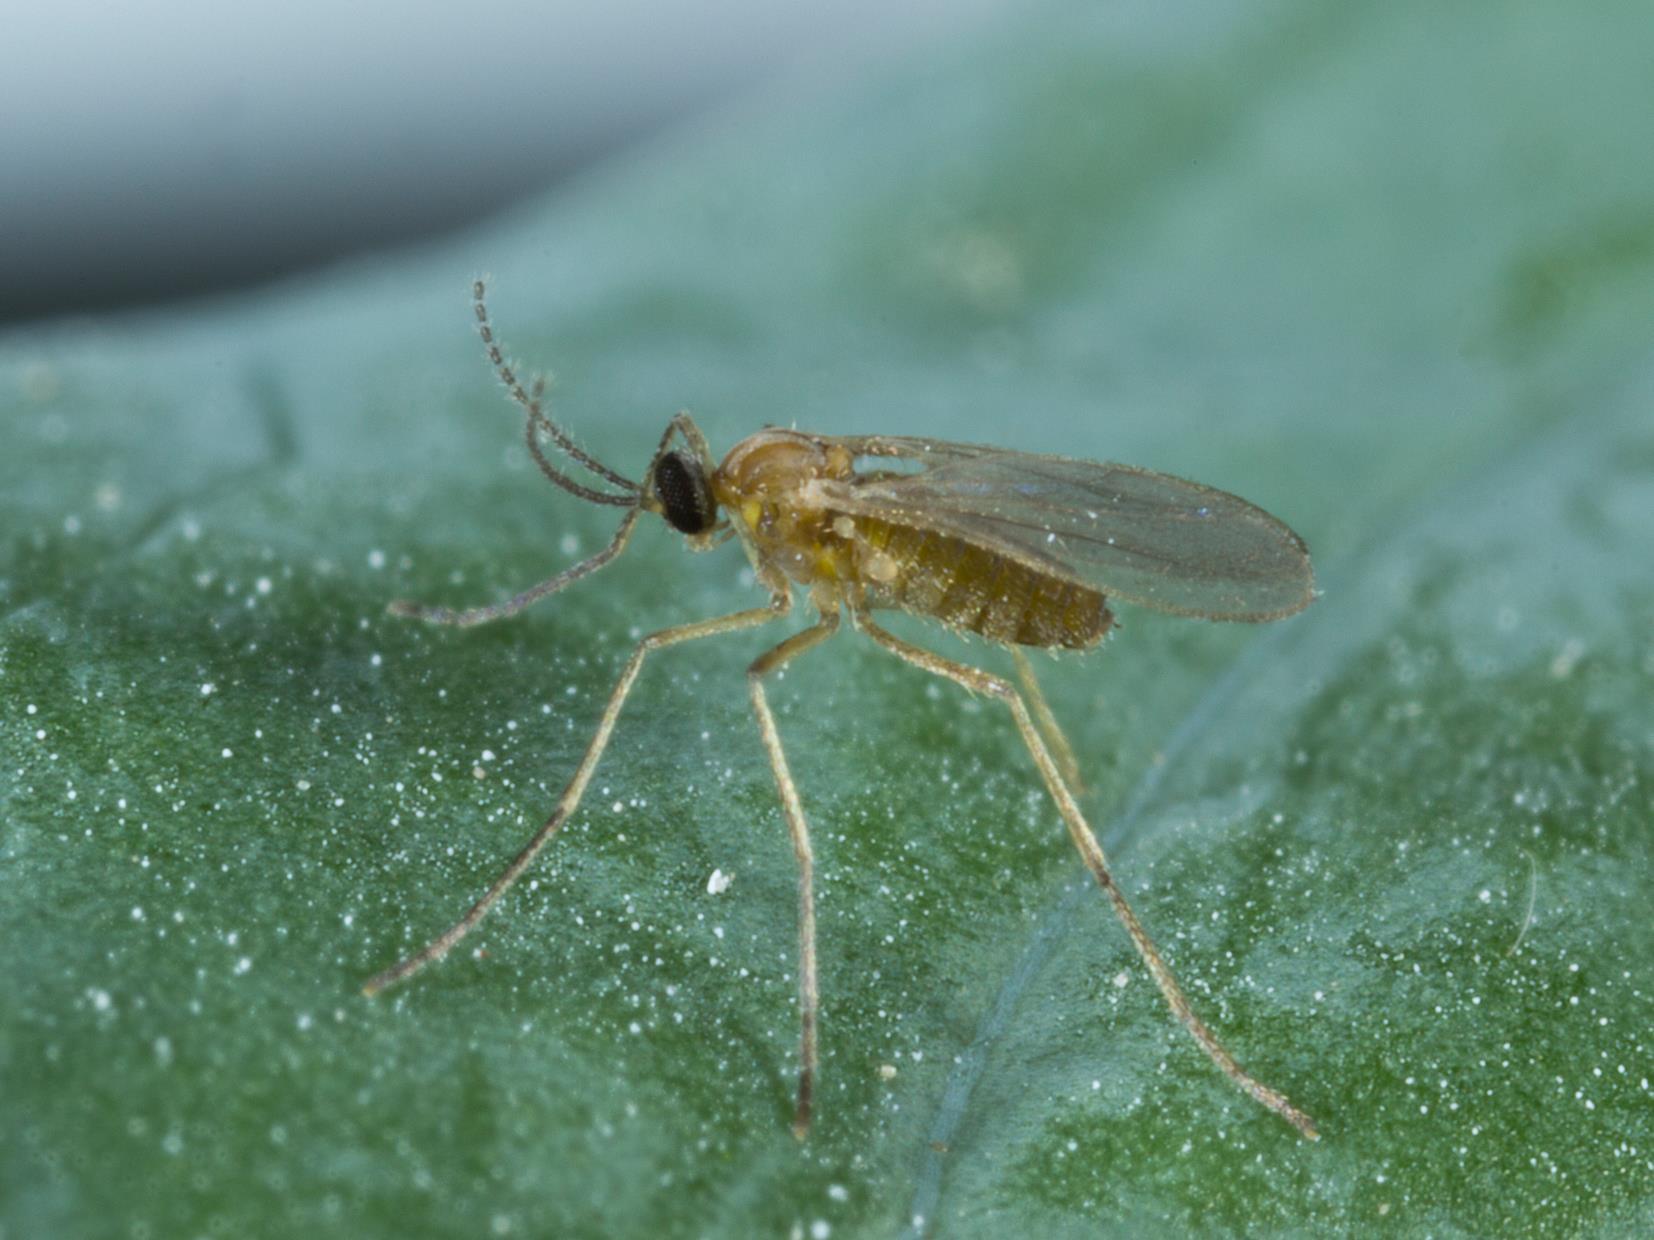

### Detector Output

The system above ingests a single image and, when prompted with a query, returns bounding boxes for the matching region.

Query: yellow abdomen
[854,518,1111,650]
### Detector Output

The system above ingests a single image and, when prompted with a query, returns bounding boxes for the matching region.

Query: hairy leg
[746,611,842,1138]
[855,612,1317,1140]
[1010,646,1086,793]
[364,593,790,995]
[387,509,642,629]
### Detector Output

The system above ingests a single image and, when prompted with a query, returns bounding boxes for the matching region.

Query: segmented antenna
[472,279,640,507]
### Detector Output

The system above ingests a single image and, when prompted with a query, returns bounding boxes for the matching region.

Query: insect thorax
[713,429,856,587]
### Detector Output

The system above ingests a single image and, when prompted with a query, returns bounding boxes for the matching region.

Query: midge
[364,280,1320,1141]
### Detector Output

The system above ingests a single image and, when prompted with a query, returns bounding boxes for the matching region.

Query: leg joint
[747,611,839,681]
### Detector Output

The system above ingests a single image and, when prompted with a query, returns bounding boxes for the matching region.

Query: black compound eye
[654,451,716,535]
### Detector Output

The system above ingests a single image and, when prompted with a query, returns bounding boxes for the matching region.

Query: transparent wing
[817,436,1315,621]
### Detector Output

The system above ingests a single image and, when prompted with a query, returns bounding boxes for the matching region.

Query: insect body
[364,281,1320,1142]
[715,431,1118,649]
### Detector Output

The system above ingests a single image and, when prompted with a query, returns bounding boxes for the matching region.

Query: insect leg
[1009,647,1087,794]
[363,592,791,996]
[854,611,1319,1140]
[746,611,842,1140]
[387,509,642,628]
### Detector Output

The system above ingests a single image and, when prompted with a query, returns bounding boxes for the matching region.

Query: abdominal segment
[851,516,1111,650]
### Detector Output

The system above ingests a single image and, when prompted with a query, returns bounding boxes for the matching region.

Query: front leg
[363,591,790,995]
[387,509,641,628]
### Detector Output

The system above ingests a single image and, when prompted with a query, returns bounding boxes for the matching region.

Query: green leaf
[5,1,1653,1235]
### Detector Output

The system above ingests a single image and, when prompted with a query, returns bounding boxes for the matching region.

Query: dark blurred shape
[0,0,1009,324]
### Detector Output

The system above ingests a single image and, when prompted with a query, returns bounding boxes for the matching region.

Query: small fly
[363,280,1321,1141]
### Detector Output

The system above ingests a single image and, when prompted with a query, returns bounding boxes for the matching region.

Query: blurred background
[0,0,1011,324]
